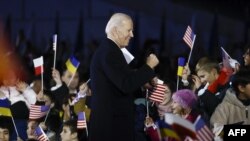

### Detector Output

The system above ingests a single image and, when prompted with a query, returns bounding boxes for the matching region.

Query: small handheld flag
[149,84,166,103]
[33,56,44,76]
[66,56,80,86]
[35,126,49,141]
[165,113,197,140]
[66,56,80,74]
[53,34,57,70]
[72,92,86,105]
[53,34,57,51]
[183,26,196,49]
[177,57,186,76]
[194,115,214,141]
[29,105,50,120]
[0,97,20,137]
[183,26,196,65]
[221,47,232,69]
[77,112,87,129]
[158,119,180,140]
[176,57,186,91]
[0,97,11,117]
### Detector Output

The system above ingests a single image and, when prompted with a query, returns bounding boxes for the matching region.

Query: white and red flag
[33,56,44,75]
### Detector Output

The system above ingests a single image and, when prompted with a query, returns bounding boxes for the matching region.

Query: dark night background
[0,0,249,82]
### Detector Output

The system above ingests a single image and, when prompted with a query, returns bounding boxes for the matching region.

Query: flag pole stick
[86,127,88,137]
[187,35,196,65]
[176,76,180,91]
[53,34,57,70]
[11,115,19,137]
[146,89,149,117]
[84,112,88,137]
[67,73,75,87]
[67,63,80,87]
[44,108,51,123]
[41,67,44,92]
[41,74,44,92]
[86,78,91,84]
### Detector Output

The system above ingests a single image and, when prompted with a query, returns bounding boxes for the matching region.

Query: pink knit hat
[172,89,197,109]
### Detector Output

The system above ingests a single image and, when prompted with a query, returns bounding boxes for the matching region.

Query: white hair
[105,13,132,35]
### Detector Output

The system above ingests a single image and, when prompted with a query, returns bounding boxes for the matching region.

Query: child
[60,120,79,141]
[0,116,13,141]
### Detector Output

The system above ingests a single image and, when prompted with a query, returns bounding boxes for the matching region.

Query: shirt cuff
[50,83,63,91]
[182,79,189,86]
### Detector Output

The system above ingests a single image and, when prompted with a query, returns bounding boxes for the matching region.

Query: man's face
[0,128,9,141]
[115,19,134,47]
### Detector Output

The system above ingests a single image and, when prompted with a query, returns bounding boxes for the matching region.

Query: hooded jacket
[210,88,250,136]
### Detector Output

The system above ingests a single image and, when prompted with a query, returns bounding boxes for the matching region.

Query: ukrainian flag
[177,57,185,76]
[0,98,12,117]
[158,119,180,140]
[66,56,80,74]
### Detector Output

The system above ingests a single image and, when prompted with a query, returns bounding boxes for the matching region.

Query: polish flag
[33,56,44,75]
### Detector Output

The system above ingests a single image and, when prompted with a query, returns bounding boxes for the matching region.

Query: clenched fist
[146,54,159,69]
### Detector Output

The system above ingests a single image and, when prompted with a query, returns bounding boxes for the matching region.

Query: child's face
[239,83,250,100]
[43,95,52,106]
[62,70,79,90]
[0,128,9,141]
[243,49,250,66]
[170,100,184,115]
[60,126,74,141]
[197,69,216,84]
[27,121,37,139]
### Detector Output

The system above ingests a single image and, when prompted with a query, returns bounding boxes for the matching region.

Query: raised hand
[16,81,28,93]
[146,54,159,69]
[52,68,62,85]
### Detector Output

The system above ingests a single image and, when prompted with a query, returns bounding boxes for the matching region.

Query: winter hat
[172,89,197,109]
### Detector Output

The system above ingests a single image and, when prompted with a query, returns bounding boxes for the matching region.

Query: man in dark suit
[89,13,159,141]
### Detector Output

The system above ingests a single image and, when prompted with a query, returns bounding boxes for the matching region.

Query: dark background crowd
[0,0,249,83]
[1,1,250,141]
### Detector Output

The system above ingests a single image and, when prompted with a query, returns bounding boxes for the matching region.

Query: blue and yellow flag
[0,97,12,117]
[65,56,80,74]
[177,57,185,76]
[158,119,180,140]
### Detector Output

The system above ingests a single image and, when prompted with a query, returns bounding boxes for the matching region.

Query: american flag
[77,112,87,129]
[194,115,214,141]
[29,105,50,120]
[149,84,166,103]
[72,92,86,105]
[35,126,49,141]
[183,26,196,48]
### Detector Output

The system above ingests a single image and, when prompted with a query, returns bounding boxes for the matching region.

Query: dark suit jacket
[89,38,155,141]
[51,82,69,111]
